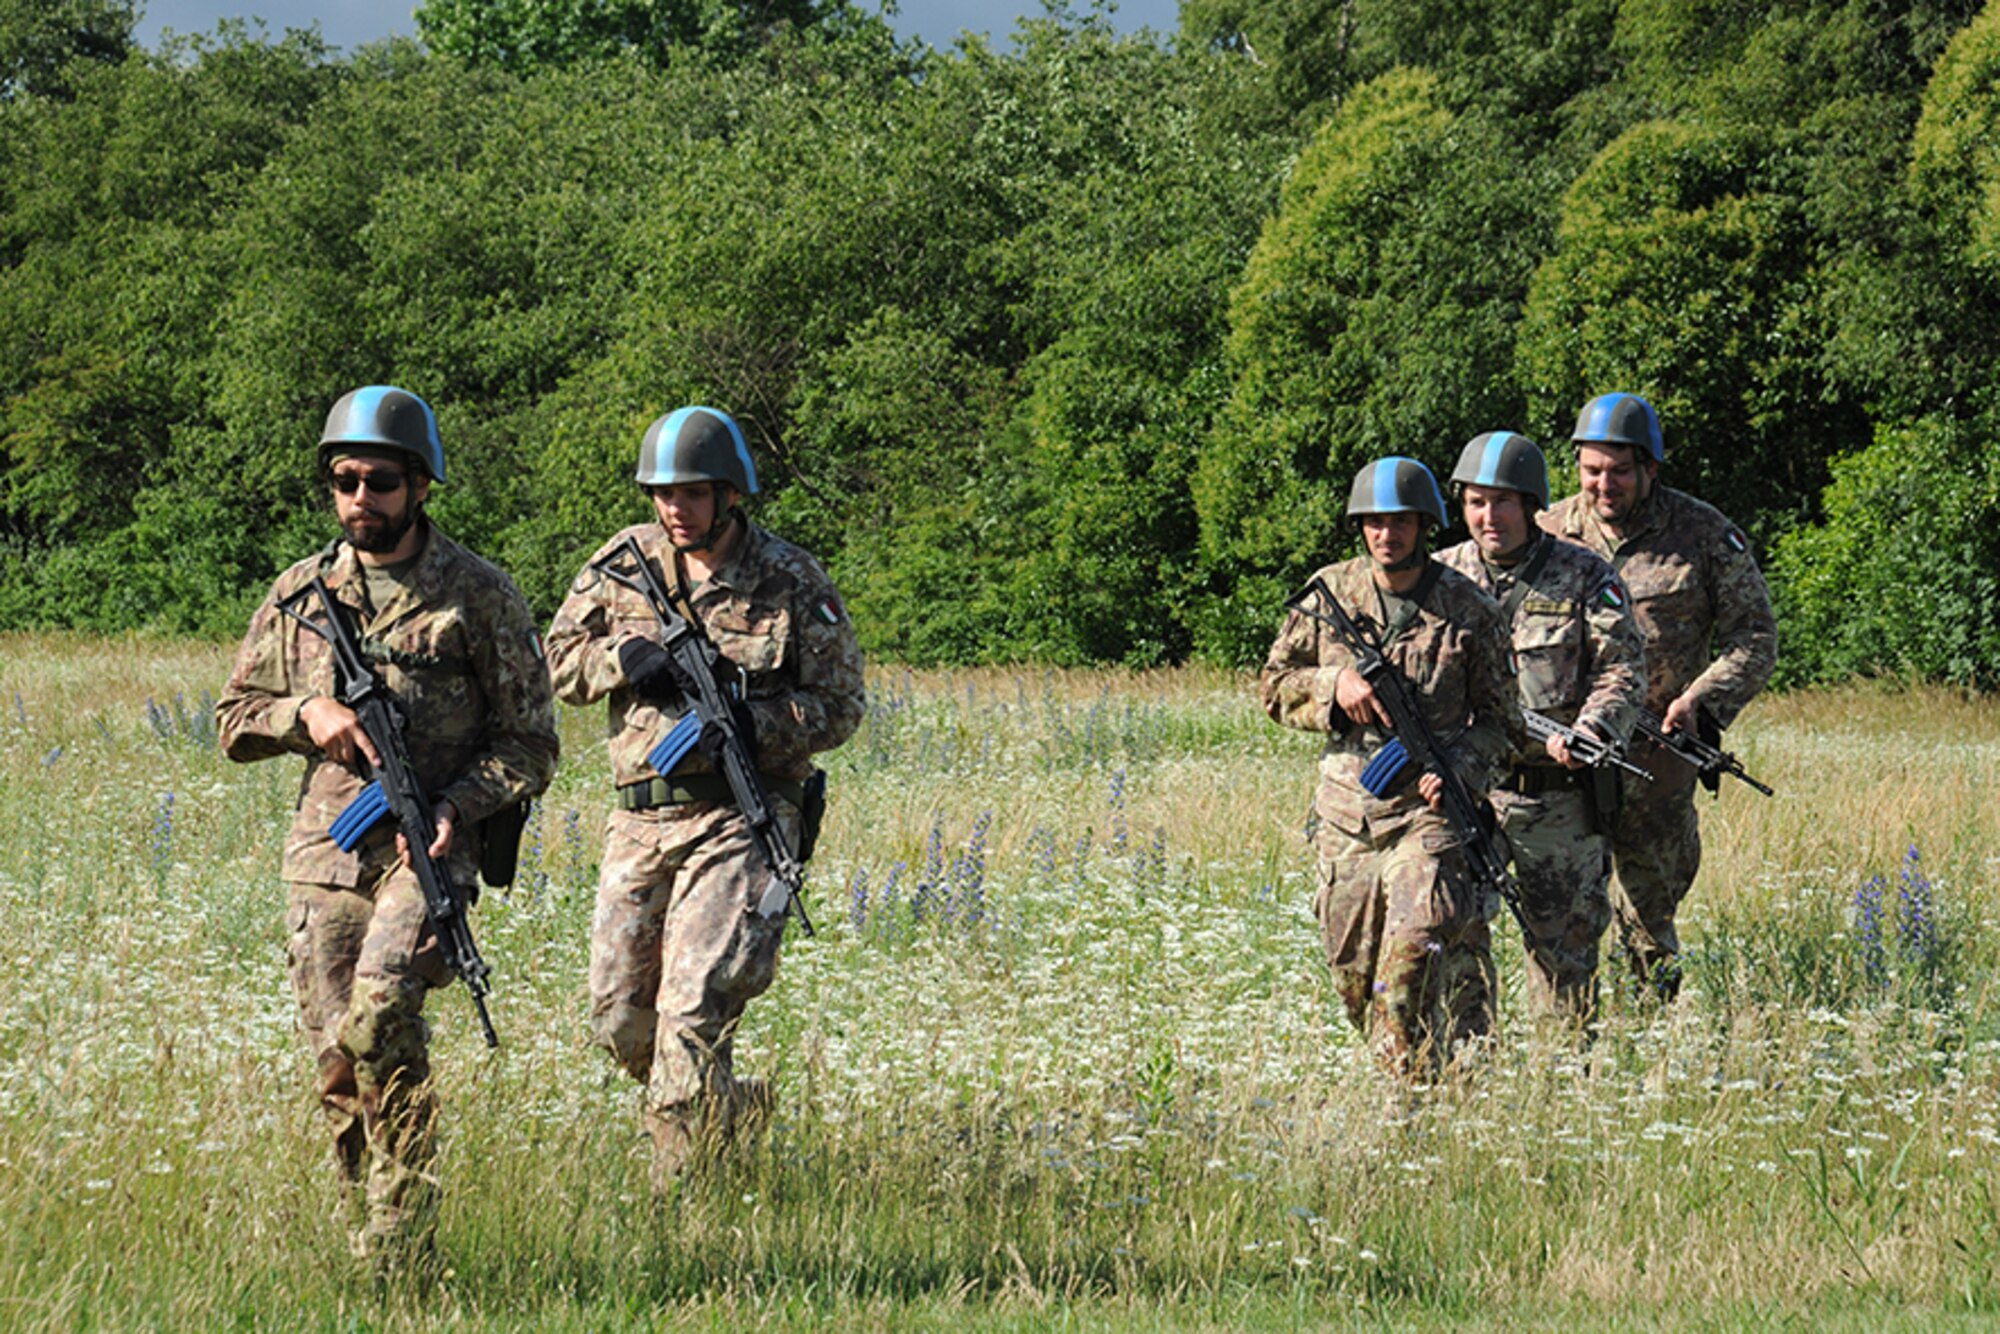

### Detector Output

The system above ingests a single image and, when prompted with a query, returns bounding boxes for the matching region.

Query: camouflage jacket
[1540,485,1776,728]
[546,519,865,788]
[1438,530,1646,766]
[216,522,560,888]
[1261,556,1524,826]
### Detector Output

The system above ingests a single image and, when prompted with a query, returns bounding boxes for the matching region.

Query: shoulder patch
[1724,528,1747,553]
[813,595,844,627]
[526,628,545,664]
[571,566,603,596]
[1600,580,1627,610]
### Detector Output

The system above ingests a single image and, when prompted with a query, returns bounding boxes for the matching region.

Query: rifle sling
[1496,534,1556,622]
[1374,562,1443,649]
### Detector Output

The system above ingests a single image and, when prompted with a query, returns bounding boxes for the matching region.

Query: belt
[1498,765,1580,796]
[617,773,806,811]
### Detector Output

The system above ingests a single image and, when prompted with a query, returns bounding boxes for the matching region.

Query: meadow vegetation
[2,633,1996,1327]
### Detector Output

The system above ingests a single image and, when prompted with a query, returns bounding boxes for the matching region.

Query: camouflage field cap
[1451,431,1549,508]
[1571,392,1664,463]
[636,406,758,494]
[319,386,445,482]
[1347,456,1448,529]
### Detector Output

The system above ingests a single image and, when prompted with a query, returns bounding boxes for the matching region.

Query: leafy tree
[414,0,889,73]
[1516,118,1866,539]
[0,0,133,100]
[1193,69,1549,661]
[1772,415,2000,687]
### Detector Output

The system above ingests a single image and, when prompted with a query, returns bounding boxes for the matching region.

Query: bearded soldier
[217,387,559,1264]
[1438,432,1646,1025]
[545,406,864,1189]
[1262,458,1523,1077]
[1540,394,1776,999]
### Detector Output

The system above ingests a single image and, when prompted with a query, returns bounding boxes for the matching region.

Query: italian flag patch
[814,596,843,626]
[1601,581,1627,610]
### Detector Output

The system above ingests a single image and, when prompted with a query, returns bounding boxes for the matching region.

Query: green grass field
[2,633,1997,1329]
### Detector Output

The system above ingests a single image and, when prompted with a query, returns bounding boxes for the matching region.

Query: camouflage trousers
[588,802,795,1178]
[1314,803,1494,1078]
[1607,748,1702,998]
[1493,783,1613,1024]
[286,858,449,1258]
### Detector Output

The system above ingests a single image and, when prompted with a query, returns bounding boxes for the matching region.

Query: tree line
[2,0,1997,683]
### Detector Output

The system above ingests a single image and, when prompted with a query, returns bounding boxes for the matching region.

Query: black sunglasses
[331,470,406,495]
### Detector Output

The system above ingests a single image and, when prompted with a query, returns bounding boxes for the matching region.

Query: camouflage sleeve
[1686,534,1777,730]
[215,581,316,763]
[1447,595,1525,792]
[1259,607,1349,733]
[745,569,865,767]
[544,559,628,707]
[437,580,561,826]
[1574,575,1648,747]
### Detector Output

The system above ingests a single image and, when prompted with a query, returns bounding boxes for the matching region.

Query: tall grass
[1,634,1996,1328]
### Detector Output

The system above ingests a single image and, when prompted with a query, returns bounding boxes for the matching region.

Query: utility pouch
[479,799,531,889]
[1586,768,1621,836]
[796,768,829,863]
[1695,708,1725,794]
[1359,738,1413,798]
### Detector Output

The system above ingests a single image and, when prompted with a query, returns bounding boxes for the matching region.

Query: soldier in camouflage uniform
[216,387,559,1262]
[545,405,864,1188]
[1540,394,1777,999]
[1262,458,1524,1078]
[1438,432,1646,1025]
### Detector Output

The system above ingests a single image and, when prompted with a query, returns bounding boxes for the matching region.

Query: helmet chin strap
[674,486,740,553]
[1372,523,1430,573]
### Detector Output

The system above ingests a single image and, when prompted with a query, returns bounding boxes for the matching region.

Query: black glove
[696,695,759,768]
[617,637,692,703]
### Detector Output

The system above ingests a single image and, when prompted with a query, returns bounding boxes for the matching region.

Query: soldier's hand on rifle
[302,696,383,770]
[1417,771,1444,812]
[617,636,703,704]
[695,696,759,767]
[1546,724,1598,770]
[1661,692,1701,736]
[396,797,459,866]
[1333,667,1393,730]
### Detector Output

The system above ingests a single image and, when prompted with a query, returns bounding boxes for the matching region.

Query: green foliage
[1517,118,1865,538]
[1771,415,2000,688]
[0,0,132,101]
[0,2,1998,681]
[1195,70,1550,661]
[414,0,888,73]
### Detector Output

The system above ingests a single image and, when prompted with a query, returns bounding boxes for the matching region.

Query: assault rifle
[278,577,500,1048]
[591,534,817,937]
[1522,710,1653,783]
[1285,576,1527,933]
[1635,711,1774,797]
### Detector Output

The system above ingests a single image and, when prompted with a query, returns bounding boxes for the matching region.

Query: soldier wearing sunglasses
[216,386,558,1269]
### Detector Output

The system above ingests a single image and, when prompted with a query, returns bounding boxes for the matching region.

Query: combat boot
[721,1077,774,1144]
[644,1104,697,1195]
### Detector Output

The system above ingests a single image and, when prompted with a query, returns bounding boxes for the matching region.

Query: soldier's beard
[345,505,420,554]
